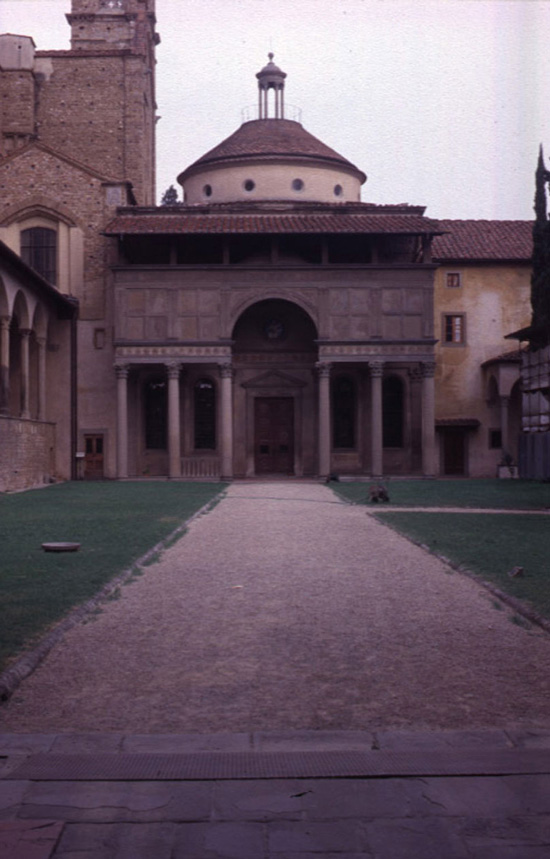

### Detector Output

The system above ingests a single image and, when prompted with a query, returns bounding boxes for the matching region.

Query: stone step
[7,747,550,782]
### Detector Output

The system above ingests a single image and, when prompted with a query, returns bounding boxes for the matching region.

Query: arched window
[21,227,57,284]
[194,378,216,449]
[144,378,167,450]
[383,375,404,448]
[332,375,356,449]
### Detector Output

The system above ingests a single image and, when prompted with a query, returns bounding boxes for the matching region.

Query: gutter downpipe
[70,308,78,481]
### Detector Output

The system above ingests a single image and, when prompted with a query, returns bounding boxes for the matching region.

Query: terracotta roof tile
[178,119,366,182]
[105,211,441,235]
[433,220,532,261]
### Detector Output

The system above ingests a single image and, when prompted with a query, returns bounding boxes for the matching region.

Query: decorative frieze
[234,352,314,364]
[319,343,434,358]
[116,345,231,359]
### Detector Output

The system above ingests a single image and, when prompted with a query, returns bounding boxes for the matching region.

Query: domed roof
[256,52,286,82]
[178,119,366,184]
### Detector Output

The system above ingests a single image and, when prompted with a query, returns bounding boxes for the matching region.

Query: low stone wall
[0,416,55,493]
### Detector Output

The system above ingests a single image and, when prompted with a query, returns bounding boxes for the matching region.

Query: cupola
[177,55,366,205]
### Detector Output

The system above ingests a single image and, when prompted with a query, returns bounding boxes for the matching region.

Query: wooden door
[254,397,294,474]
[84,434,104,479]
[442,428,466,475]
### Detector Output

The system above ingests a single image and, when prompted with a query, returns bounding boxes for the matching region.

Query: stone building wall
[0,417,55,492]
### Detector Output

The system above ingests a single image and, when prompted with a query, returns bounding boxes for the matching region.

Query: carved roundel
[263,319,286,341]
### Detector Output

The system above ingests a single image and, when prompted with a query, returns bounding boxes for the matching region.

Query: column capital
[408,366,423,383]
[421,361,436,378]
[219,362,234,380]
[315,361,332,378]
[166,361,182,380]
[0,316,10,331]
[115,363,130,379]
[368,360,384,378]
[19,328,32,339]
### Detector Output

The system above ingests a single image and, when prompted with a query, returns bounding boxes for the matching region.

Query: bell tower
[67,0,158,63]
[31,0,160,204]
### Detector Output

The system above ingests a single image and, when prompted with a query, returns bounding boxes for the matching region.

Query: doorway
[84,434,104,479]
[442,428,466,475]
[254,397,294,474]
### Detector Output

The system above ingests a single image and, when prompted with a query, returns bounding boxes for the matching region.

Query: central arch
[231,298,319,477]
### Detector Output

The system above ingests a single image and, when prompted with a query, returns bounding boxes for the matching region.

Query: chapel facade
[0,0,534,489]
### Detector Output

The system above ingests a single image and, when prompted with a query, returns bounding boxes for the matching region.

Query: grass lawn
[330,480,550,622]
[374,512,550,621]
[331,478,550,509]
[0,481,226,674]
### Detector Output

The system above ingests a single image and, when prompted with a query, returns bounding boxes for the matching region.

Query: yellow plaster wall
[434,263,531,475]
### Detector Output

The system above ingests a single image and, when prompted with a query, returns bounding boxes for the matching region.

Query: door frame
[254,396,295,475]
[82,429,107,479]
[242,374,306,477]
[440,427,468,476]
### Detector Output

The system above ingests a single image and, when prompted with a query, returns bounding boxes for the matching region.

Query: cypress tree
[160,185,179,206]
[530,146,550,344]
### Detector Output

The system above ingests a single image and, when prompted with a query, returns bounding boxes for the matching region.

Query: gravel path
[2,481,550,734]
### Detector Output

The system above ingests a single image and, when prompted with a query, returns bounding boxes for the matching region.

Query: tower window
[21,227,57,284]
[292,178,304,191]
[203,184,212,198]
[334,184,343,197]
[243,179,256,192]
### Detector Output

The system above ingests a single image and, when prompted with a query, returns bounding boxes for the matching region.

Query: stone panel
[349,289,370,313]
[179,317,198,339]
[329,316,350,339]
[349,316,370,338]
[178,291,198,314]
[125,317,145,340]
[382,288,403,312]
[329,288,348,314]
[403,316,423,339]
[199,317,220,339]
[404,290,424,313]
[382,316,402,340]
[126,290,146,314]
[198,290,220,315]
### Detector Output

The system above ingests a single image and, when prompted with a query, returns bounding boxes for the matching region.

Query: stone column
[167,362,182,479]
[116,364,130,479]
[369,361,384,478]
[0,316,10,415]
[37,336,47,421]
[499,395,510,456]
[421,361,437,477]
[316,361,331,478]
[220,363,234,479]
[20,328,31,419]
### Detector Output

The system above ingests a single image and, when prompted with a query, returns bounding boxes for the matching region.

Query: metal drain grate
[6,749,550,781]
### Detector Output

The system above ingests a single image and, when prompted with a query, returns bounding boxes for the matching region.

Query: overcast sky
[2,0,550,219]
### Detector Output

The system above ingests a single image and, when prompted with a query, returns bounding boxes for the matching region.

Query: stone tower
[0,0,159,204]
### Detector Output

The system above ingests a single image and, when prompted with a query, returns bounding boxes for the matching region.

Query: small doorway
[442,428,466,475]
[254,397,294,474]
[84,434,104,479]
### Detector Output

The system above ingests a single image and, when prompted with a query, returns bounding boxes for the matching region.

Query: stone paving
[1,480,550,856]
[1,729,550,857]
